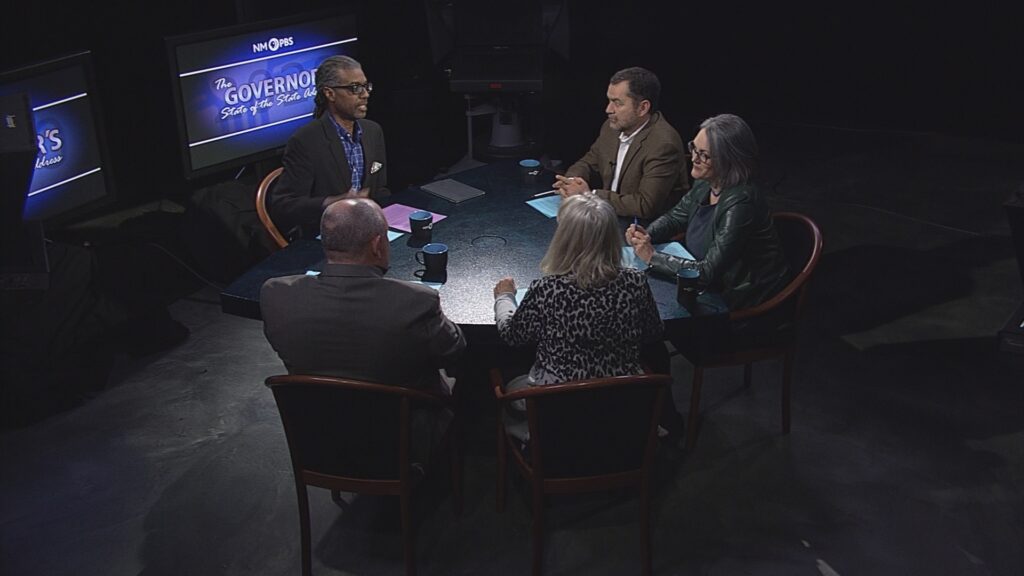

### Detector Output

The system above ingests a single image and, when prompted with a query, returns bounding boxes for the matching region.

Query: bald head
[320,199,389,266]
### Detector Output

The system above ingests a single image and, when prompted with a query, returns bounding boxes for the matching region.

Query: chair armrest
[490,368,507,400]
[266,374,452,408]
[729,299,778,321]
[498,375,672,402]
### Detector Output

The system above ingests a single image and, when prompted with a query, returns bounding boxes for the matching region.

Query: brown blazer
[260,263,465,393]
[565,111,689,219]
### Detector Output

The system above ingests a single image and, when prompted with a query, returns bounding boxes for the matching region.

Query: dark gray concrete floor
[2,125,1023,575]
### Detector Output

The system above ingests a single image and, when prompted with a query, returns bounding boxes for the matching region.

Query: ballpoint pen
[532,189,558,198]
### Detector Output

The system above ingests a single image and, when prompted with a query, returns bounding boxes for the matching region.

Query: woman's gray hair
[701,113,758,189]
[320,198,386,254]
[540,194,622,289]
[313,55,362,118]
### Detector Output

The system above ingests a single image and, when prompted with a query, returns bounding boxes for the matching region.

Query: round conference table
[220,160,726,329]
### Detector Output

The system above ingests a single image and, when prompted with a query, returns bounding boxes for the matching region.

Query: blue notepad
[412,279,443,290]
[656,241,694,260]
[387,230,404,242]
[621,242,695,270]
[526,195,561,218]
[514,287,530,304]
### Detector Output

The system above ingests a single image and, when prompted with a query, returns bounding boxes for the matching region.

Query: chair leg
[685,367,704,450]
[782,351,794,434]
[496,409,507,513]
[531,484,545,576]
[450,417,463,516]
[743,363,753,388]
[297,484,312,576]
[640,479,652,576]
[401,489,416,576]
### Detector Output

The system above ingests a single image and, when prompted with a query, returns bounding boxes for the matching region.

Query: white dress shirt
[609,119,650,192]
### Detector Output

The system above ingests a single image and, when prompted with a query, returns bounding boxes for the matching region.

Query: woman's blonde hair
[540,194,623,288]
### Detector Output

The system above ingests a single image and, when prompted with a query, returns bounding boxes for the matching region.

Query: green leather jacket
[646,180,790,310]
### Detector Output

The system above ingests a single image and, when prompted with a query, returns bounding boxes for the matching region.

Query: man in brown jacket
[554,67,689,219]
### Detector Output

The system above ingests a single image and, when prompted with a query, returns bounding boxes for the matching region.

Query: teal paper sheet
[621,242,695,270]
[526,195,561,218]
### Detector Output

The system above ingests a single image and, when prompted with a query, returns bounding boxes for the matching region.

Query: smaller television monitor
[447,0,546,93]
[0,51,115,224]
[166,12,359,179]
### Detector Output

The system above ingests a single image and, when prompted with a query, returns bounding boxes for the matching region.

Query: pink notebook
[381,203,447,233]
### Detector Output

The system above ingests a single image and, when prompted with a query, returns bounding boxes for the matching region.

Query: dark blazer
[269,115,389,240]
[260,263,465,393]
[646,180,790,310]
[564,111,689,219]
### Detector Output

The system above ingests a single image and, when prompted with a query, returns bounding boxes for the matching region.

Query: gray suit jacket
[269,115,389,240]
[565,111,689,219]
[260,263,465,392]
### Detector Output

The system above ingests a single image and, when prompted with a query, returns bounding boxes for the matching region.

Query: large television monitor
[0,51,115,224]
[166,12,358,179]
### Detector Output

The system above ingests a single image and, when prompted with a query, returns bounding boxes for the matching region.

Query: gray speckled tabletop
[221,160,725,324]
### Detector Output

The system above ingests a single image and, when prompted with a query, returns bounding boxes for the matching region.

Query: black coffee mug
[409,210,433,241]
[415,242,448,276]
[676,267,700,312]
[519,158,541,184]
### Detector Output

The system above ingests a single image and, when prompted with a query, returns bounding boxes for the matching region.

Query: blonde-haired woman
[493,194,663,402]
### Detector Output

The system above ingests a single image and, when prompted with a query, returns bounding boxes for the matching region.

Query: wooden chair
[256,167,288,249]
[266,375,462,576]
[681,211,823,450]
[491,371,670,576]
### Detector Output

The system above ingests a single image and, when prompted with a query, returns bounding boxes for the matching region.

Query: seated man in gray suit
[269,55,389,241]
[261,198,465,396]
[554,67,689,220]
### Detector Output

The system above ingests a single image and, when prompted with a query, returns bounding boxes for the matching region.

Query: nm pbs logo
[252,36,294,54]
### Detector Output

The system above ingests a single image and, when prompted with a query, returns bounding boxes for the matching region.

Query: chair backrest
[730,211,823,321]
[256,167,288,249]
[513,375,670,480]
[266,375,444,484]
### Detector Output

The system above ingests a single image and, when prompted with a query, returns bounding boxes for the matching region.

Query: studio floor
[2,124,1023,575]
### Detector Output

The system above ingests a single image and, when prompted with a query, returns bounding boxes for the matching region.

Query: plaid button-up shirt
[328,115,365,192]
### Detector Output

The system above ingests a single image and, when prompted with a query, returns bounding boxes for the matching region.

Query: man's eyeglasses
[328,82,373,96]
[687,141,711,164]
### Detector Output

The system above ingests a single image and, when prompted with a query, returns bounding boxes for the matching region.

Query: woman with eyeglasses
[626,114,789,312]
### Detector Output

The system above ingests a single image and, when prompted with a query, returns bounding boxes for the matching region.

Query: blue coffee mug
[415,242,448,274]
[409,210,433,240]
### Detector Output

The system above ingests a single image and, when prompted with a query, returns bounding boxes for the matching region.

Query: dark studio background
[2,4,1024,574]
[3,1,1020,213]
[0,1,1021,423]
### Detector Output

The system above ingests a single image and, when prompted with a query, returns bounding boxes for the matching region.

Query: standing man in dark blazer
[269,55,388,241]
[553,67,689,220]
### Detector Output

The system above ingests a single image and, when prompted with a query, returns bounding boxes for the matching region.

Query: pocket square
[370,161,382,174]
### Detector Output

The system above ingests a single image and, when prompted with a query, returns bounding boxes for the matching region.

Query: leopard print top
[496,269,663,385]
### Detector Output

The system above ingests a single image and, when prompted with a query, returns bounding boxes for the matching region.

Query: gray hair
[540,194,622,289]
[320,198,387,255]
[313,55,362,118]
[609,67,660,112]
[700,113,758,189]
